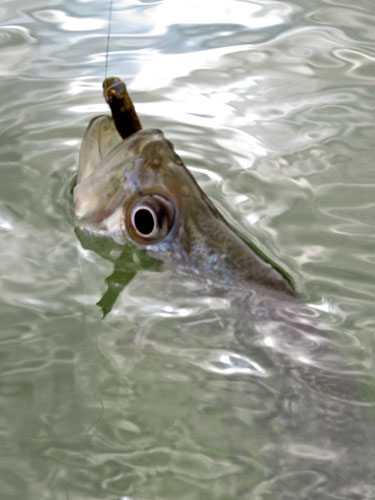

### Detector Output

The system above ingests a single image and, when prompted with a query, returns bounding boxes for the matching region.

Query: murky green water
[0,1,374,499]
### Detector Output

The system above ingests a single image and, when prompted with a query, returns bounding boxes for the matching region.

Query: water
[0,0,374,498]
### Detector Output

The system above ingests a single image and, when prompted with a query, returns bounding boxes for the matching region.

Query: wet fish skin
[74,117,295,297]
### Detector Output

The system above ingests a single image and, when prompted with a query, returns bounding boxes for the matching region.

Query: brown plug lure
[103,77,142,139]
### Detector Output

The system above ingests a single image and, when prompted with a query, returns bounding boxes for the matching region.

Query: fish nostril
[133,208,156,236]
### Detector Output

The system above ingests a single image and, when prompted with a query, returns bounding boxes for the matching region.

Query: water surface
[0,0,374,499]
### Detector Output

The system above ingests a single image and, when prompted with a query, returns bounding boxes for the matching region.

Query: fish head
[74,114,296,295]
[73,115,214,265]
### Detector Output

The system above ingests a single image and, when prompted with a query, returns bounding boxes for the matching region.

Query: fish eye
[126,193,175,243]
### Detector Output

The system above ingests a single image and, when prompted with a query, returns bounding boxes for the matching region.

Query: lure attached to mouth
[73,77,296,309]
[103,77,142,139]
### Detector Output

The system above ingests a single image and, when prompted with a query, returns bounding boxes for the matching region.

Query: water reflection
[199,351,268,376]
[33,9,106,31]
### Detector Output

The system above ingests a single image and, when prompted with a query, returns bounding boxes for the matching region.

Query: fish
[74,77,296,304]
[72,78,374,498]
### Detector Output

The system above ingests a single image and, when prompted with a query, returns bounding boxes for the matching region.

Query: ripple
[197,350,268,376]
[253,469,327,498]
[306,4,374,42]
[0,26,36,75]
[287,443,338,460]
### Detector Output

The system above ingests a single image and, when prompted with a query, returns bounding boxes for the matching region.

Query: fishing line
[104,0,114,79]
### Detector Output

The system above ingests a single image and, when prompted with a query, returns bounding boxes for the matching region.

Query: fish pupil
[133,208,155,236]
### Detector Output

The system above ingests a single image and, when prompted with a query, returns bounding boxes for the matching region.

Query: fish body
[72,79,374,498]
